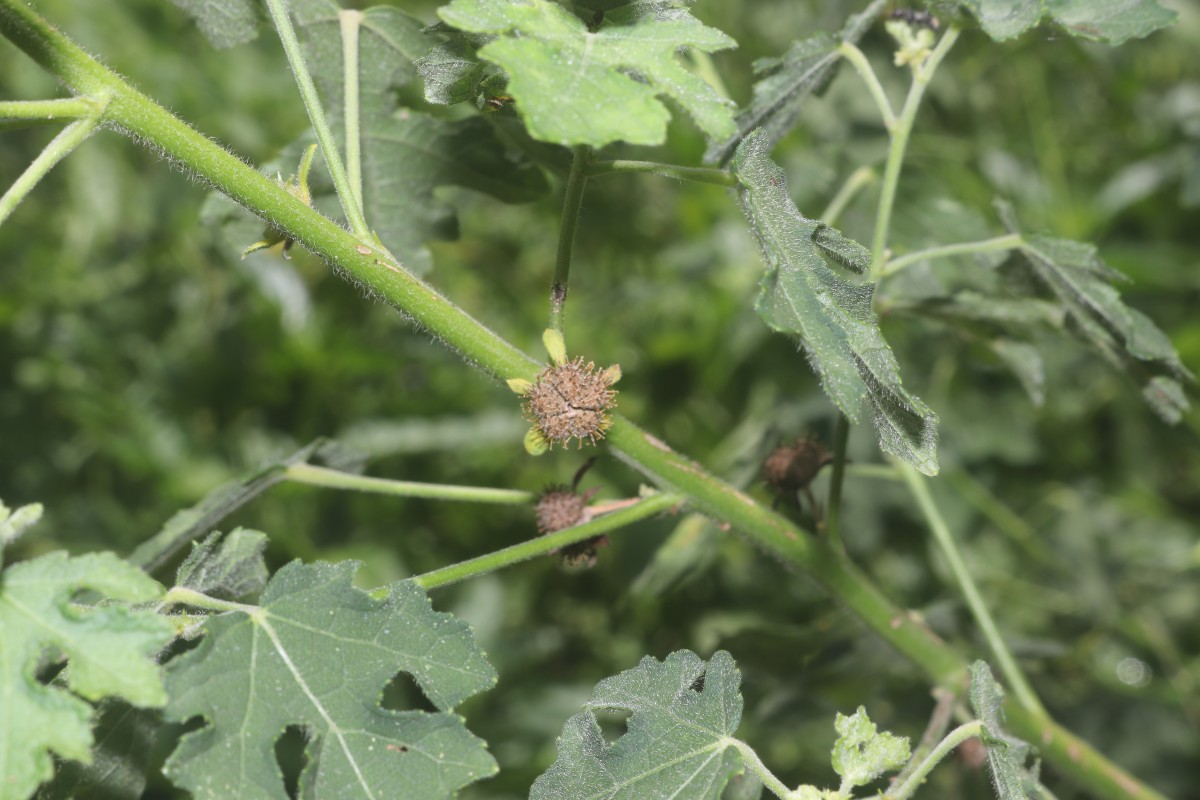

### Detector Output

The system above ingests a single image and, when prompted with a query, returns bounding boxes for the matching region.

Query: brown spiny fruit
[524,357,618,449]
[535,482,607,567]
[763,437,834,496]
[535,485,588,533]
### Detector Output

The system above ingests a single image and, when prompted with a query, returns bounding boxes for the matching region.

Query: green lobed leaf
[169,0,259,48]
[968,662,1033,800]
[416,25,496,106]
[733,131,939,475]
[36,701,161,800]
[955,0,1177,45]
[163,561,498,799]
[997,200,1193,423]
[176,528,270,602]
[705,0,884,165]
[531,649,745,800]
[437,0,736,147]
[0,552,174,800]
[829,706,910,791]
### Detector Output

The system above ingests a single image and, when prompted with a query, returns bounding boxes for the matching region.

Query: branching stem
[879,233,1023,279]
[0,96,98,122]
[724,738,792,799]
[550,144,591,333]
[414,492,681,589]
[886,721,983,800]
[821,165,877,225]
[896,459,1045,715]
[838,42,896,130]
[824,414,850,550]
[586,159,737,187]
[338,10,364,214]
[870,27,960,279]
[264,0,370,238]
[284,463,536,504]
[0,6,1168,797]
[0,112,101,226]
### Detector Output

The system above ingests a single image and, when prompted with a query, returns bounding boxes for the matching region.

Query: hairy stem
[820,165,877,225]
[824,414,850,550]
[870,27,960,278]
[838,42,896,130]
[886,721,983,800]
[550,144,591,334]
[586,159,738,187]
[0,7,1167,798]
[897,460,1045,715]
[879,233,1023,279]
[338,9,364,214]
[263,0,370,238]
[284,463,536,504]
[414,492,681,589]
[0,113,101,225]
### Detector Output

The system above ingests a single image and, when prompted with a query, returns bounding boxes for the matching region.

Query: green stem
[837,42,896,130]
[550,144,591,333]
[896,460,1045,716]
[161,586,259,616]
[0,114,100,226]
[886,721,983,800]
[263,0,370,238]
[586,159,738,187]
[0,7,1166,798]
[824,414,850,550]
[414,492,680,589]
[724,739,791,800]
[338,10,364,214]
[869,27,960,279]
[892,687,957,787]
[284,462,535,504]
[879,233,1023,279]
[820,165,876,225]
[0,96,98,120]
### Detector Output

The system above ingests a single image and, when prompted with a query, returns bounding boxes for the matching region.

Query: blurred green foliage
[1,1,1197,798]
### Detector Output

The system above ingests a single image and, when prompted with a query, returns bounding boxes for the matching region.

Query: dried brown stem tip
[524,357,618,450]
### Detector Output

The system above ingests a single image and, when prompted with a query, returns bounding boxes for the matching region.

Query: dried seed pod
[534,466,608,567]
[523,356,618,449]
[763,437,834,496]
[535,485,588,534]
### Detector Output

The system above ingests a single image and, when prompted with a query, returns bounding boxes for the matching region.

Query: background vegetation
[1,1,1197,797]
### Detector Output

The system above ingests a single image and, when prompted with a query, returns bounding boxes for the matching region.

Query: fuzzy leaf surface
[956,0,1176,45]
[169,0,259,48]
[531,649,744,800]
[998,200,1192,422]
[829,707,910,790]
[705,0,883,164]
[0,552,173,800]
[163,561,497,800]
[968,662,1032,800]
[733,132,938,474]
[437,0,736,147]
[36,701,161,800]
[176,528,270,602]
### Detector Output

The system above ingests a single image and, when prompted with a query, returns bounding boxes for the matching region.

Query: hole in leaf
[595,709,632,747]
[689,668,707,693]
[380,670,438,713]
[274,725,310,799]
